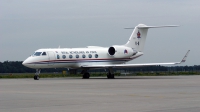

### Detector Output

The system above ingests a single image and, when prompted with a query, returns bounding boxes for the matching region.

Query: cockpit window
[33,52,42,56]
[42,52,46,55]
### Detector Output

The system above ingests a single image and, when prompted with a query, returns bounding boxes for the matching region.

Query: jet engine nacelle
[108,45,137,58]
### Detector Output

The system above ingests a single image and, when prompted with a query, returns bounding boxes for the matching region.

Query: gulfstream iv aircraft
[23,24,190,80]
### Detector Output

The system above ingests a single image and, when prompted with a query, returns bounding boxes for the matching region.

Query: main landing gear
[81,70,90,79]
[107,72,115,79]
[81,68,115,79]
[107,68,115,79]
[34,69,40,80]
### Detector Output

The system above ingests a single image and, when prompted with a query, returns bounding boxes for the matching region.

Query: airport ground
[1,76,200,112]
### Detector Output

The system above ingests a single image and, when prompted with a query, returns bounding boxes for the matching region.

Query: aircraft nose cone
[22,60,28,66]
[22,58,32,68]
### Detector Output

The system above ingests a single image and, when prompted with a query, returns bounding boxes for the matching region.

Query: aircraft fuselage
[23,46,142,69]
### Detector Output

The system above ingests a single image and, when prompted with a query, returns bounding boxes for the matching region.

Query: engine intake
[108,47,115,55]
[108,46,137,58]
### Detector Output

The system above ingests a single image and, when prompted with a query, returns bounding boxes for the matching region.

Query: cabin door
[47,51,55,66]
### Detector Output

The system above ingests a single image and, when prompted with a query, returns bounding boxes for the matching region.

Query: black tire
[111,74,115,79]
[82,73,90,79]
[107,75,110,79]
[107,73,115,79]
[34,75,36,80]
[86,73,90,79]
[36,75,39,80]
[34,75,39,80]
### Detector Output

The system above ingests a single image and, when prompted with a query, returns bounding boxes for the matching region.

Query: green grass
[0,72,199,79]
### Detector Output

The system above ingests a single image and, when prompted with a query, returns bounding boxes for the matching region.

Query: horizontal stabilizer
[138,25,179,29]
[125,25,179,29]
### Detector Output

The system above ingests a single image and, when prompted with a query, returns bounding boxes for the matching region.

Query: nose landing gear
[34,69,41,80]
[107,68,115,79]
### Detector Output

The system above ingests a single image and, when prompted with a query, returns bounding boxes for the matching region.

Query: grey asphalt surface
[1,76,200,112]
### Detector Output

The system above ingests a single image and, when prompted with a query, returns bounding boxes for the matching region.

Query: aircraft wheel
[83,73,90,79]
[107,74,110,79]
[111,74,115,79]
[34,69,40,80]
[34,75,39,80]
[107,73,115,79]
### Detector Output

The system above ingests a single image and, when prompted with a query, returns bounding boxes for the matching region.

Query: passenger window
[62,55,66,59]
[76,55,79,58]
[82,54,86,58]
[89,54,92,58]
[42,52,46,56]
[57,55,60,59]
[95,54,98,58]
[69,55,73,59]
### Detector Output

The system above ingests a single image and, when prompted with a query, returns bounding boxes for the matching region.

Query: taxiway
[1,76,200,112]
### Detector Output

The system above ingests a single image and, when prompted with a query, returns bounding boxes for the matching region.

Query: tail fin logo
[124,49,128,54]
[137,31,141,38]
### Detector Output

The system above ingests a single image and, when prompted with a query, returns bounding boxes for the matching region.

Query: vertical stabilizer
[125,24,148,52]
[124,24,178,52]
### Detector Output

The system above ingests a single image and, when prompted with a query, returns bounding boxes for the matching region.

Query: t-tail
[124,24,179,52]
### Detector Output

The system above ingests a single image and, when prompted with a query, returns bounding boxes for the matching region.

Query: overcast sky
[0,0,199,66]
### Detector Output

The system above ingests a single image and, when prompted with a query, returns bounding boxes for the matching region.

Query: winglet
[180,50,190,63]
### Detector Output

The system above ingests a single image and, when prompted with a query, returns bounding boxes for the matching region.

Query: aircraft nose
[22,60,28,66]
[22,58,32,68]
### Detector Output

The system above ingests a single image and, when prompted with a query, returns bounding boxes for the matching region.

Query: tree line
[0,61,66,73]
[0,61,199,73]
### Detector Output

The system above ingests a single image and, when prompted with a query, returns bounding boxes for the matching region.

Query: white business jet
[22,24,190,80]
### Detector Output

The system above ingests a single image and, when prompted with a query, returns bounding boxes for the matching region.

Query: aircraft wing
[81,50,190,68]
